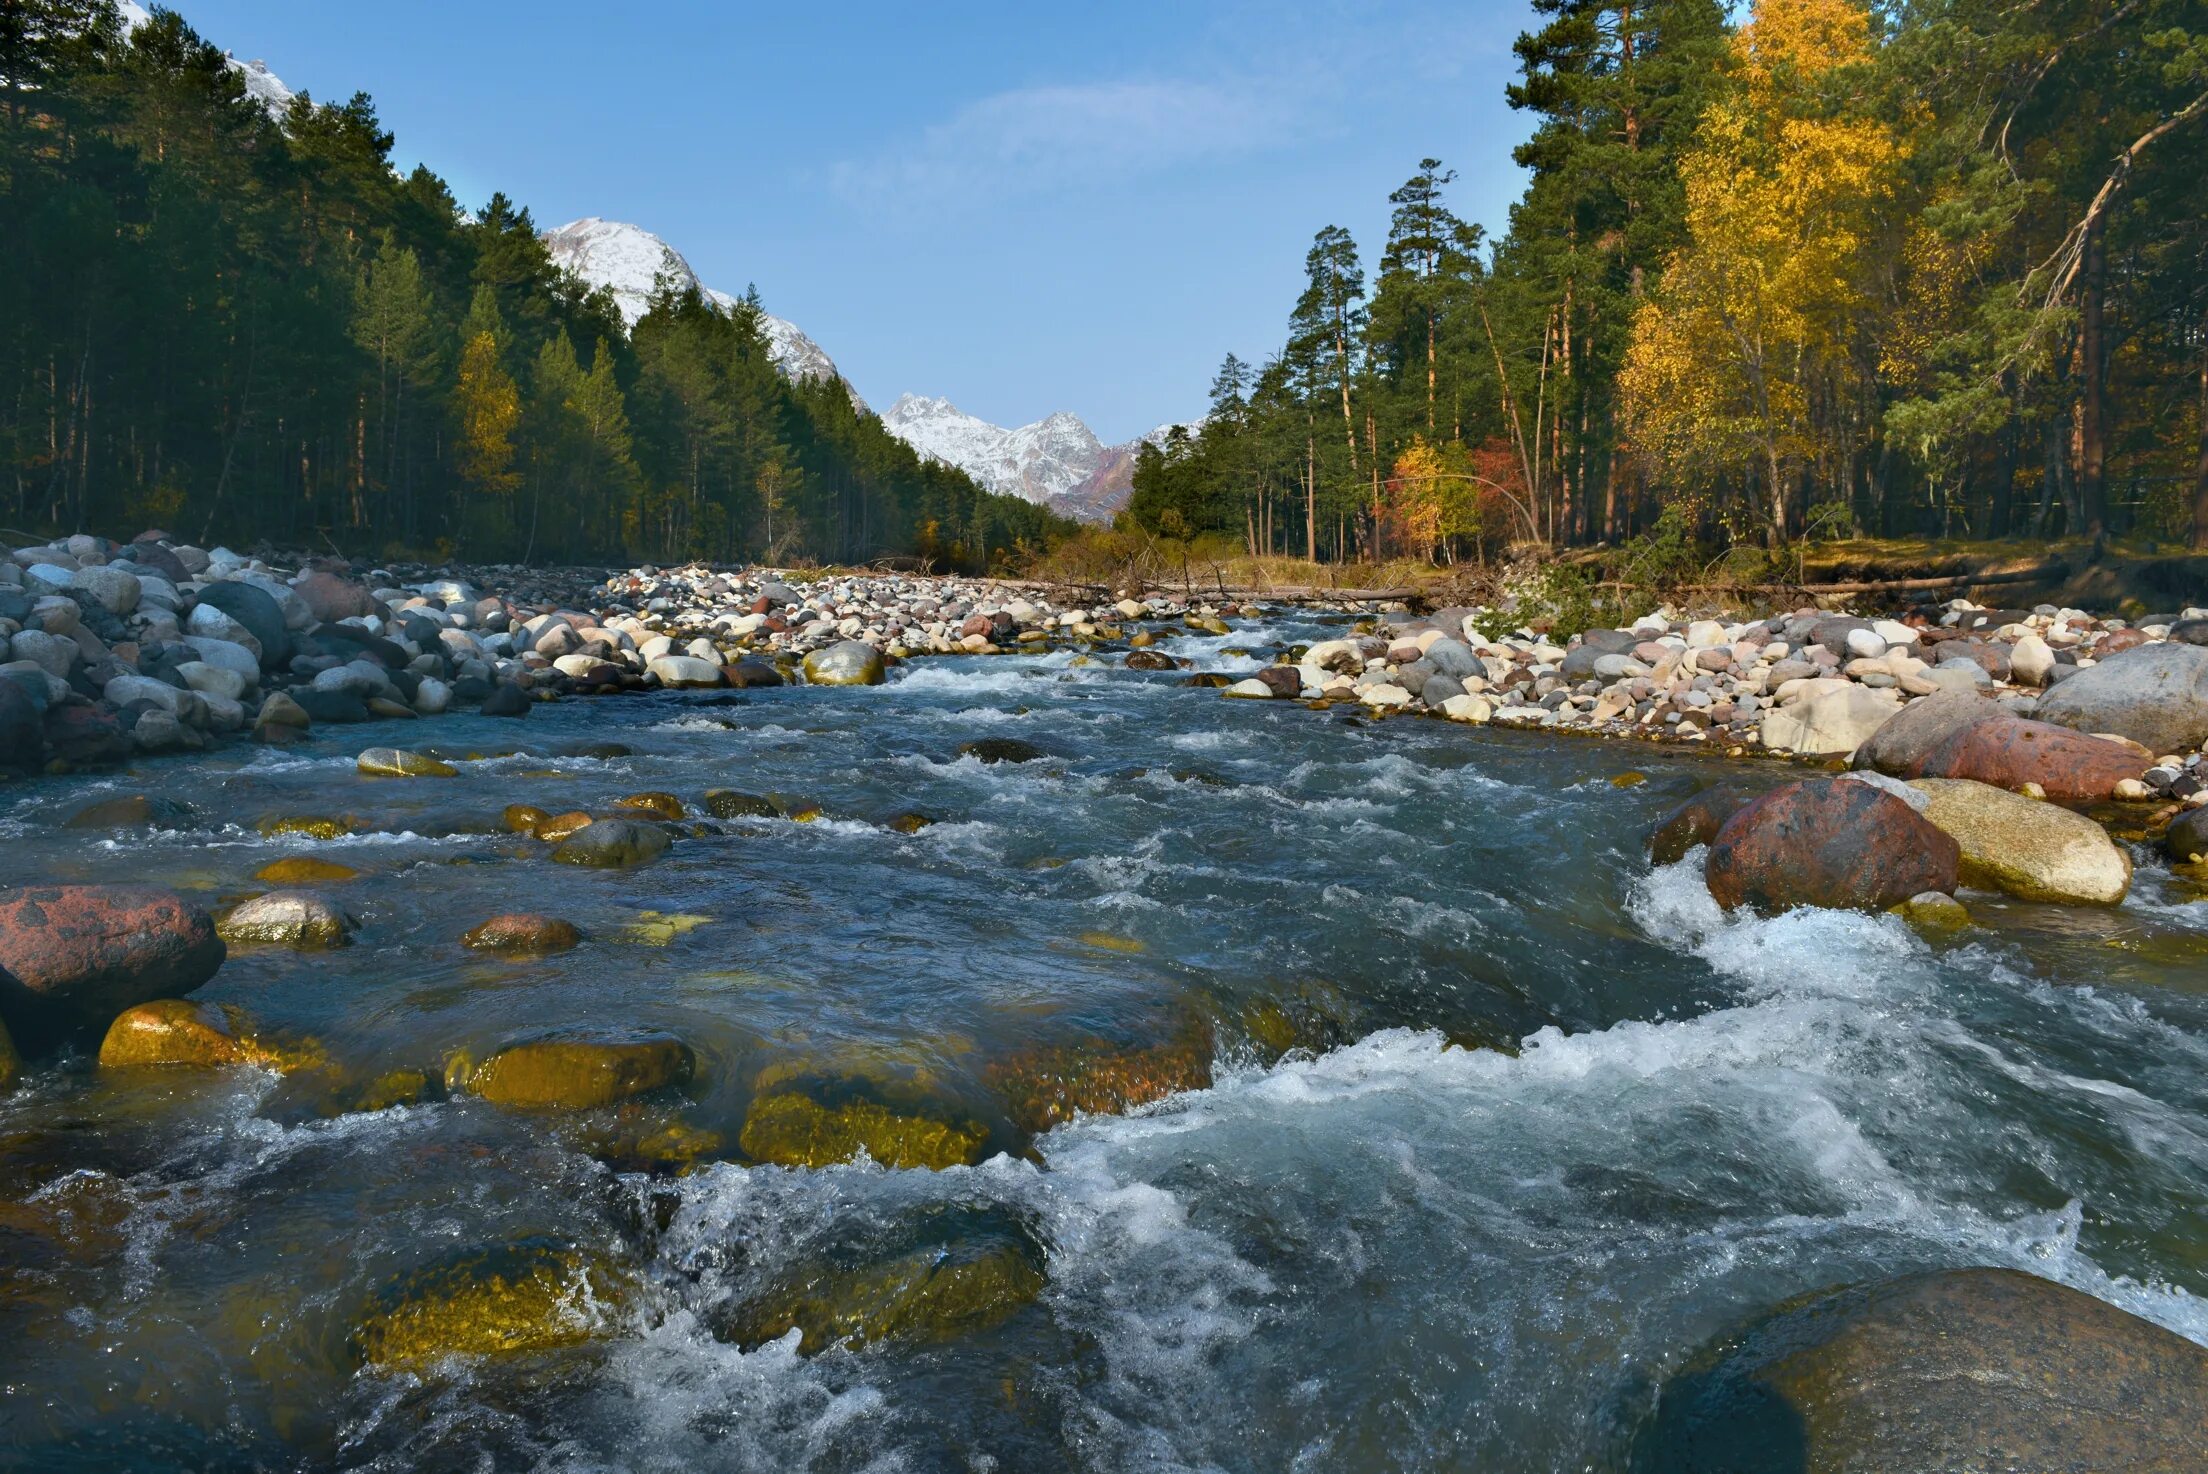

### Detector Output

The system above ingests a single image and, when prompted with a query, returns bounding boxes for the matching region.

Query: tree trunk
[2192,342,2208,551]
[2076,209,2109,535]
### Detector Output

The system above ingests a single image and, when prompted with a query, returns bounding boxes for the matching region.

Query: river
[3,612,2205,1471]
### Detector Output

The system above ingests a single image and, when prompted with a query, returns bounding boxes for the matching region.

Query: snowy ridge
[540,218,861,411]
[881,398,1195,521]
[117,2,295,114]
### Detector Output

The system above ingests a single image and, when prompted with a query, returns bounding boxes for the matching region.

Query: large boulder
[1759,685,1901,758]
[1910,778,2131,905]
[1636,1267,2208,1473]
[0,679,45,768]
[290,569,377,623]
[1647,786,1756,867]
[2167,806,2208,865]
[1705,780,1959,914]
[191,580,291,669]
[550,818,670,868]
[1855,691,2147,801]
[802,640,886,686]
[0,886,224,1038]
[2035,641,2208,755]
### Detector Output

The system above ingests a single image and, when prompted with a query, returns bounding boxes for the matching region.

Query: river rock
[97,998,316,1071]
[1636,1267,2208,1473]
[551,819,670,868]
[1705,779,1959,914]
[703,789,775,819]
[1910,778,2131,904]
[0,885,224,1036]
[349,1237,628,1368]
[458,1035,694,1109]
[291,569,376,623]
[461,914,583,954]
[2166,806,2208,864]
[715,1207,1045,1356]
[63,794,195,831]
[1648,786,1755,866]
[958,738,1047,764]
[356,746,456,778]
[0,680,42,768]
[1854,690,2147,800]
[1759,685,1901,758]
[480,681,531,717]
[647,654,723,688]
[739,1088,989,1170]
[802,640,886,686]
[218,890,357,949]
[191,581,290,668]
[68,565,140,616]
[2034,641,2208,755]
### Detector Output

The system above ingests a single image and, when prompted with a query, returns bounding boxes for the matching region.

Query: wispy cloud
[829,76,1302,213]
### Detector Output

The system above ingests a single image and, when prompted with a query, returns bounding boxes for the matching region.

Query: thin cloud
[829,76,1302,211]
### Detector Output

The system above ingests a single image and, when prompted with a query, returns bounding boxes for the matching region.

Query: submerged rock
[2169,806,2208,864]
[97,999,319,1072]
[801,640,886,687]
[253,856,362,885]
[550,819,670,868]
[61,795,196,831]
[0,885,224,1037]
[1637,1267,2208,1473]
[1705,780,1959,914]
[702,789,776,819]
[349,1237,629,1369]
[461,914,583,955]
[0,1015,17,1091]
[738,1090,989,1171]
[614,791,685,820]
[1910,778,2131,905]
[715,1207,1046,1356]
[957,738,1047,764]
[218,891,357,949]
[1891,891,1971,929]
[987,1018,1215,1135]
[456,1035,694,1110]
[356,746,457,778]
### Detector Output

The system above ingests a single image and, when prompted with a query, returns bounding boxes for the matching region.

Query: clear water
[3,614,2205,1472]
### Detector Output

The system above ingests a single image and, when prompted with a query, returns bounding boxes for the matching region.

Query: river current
[3,613,2206,1471]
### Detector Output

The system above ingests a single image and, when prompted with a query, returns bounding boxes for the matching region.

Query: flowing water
[3,614,2207,1472]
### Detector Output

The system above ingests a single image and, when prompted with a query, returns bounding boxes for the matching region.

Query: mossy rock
[768,793,823,823]
[703,789,776,820]
[1890,891,1971,930]
[502,803,550,834]
[883,811,934,835]
[739,1090,988,1171]
[958,738,1047,765]
[1180,672,1233,688]
[1610,770,1649,789]
[97,999,323,1073]
[716,1207,1046,1355]
[574,1107,726,1175]
[356,747,457,778]
[253,856,362,885]
[1076,931,1145,954]
[987,1014,1214,1135]
[353,1068,434,1112]
[604,910,711,946]
[349,1237,629,1369]
[0,1015,17,1092]
[456,1035,694,1110]
[615,791,686,820]
[256,815,356,840]
[1236,983,1360,1063]
[63,795,197,831]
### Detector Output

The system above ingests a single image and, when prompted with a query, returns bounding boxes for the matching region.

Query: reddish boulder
[2097,627,2148,655]
[1915,714,2148,801]
[291,569,379,624]
[1254,665,1303,699]
[0,885,224,1038]
[1648,785,1756,866]
[1705,780,1959,914]
[1855,691,2148,800]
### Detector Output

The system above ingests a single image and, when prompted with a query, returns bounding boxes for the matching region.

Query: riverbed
[3,611,2206,1471]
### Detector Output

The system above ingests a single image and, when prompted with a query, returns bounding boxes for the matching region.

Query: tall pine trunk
[2075,212,2109,536]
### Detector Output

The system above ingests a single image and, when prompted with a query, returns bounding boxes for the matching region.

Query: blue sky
[173,1,1538,442]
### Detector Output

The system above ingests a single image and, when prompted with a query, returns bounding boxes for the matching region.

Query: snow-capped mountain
[880,397,1194,520]
[540,218,857,408]
[117,2,295,113]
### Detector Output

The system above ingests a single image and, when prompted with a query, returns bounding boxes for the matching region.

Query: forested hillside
[1127,0,2208,559]
[0,2,1067,568]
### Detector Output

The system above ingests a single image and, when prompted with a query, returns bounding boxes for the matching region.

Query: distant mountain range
[122,3,1181,522]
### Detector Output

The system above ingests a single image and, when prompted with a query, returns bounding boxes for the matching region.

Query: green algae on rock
[349,1237,630,1369]
[455,1036,694,1110]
